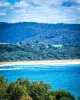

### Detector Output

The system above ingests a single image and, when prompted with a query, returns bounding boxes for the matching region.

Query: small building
[0,43,10,45]
[53,45,63,48]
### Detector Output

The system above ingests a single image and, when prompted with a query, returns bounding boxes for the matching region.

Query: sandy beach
[0,59,80,66]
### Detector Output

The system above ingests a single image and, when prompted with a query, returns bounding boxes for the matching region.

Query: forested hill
[0,22,80,61]
[0,22,80,45]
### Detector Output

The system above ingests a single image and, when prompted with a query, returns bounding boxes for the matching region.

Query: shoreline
[0,59,80,66]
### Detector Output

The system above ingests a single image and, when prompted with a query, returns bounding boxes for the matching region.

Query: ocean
[0,64,80,98]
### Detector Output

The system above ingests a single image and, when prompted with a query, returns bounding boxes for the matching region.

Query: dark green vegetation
[0,43,80,61]
[0,76,76,100]
[0,22,80,61]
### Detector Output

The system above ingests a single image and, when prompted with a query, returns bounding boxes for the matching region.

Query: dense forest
[0,43,80,61]
[0,22,80,61]
[0,76,78,100]
[0,22,80,45]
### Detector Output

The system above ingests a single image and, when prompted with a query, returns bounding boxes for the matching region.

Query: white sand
[0,60,80,67]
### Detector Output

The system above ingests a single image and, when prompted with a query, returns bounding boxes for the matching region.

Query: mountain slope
[0,22,80,45]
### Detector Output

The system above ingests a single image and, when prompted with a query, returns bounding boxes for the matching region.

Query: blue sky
[0,0,80,23]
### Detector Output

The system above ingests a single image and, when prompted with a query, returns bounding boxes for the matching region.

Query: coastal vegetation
[0,43,80,61]
[0,76,76,100]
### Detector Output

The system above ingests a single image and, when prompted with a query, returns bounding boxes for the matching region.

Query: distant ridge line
[0,22,80,25]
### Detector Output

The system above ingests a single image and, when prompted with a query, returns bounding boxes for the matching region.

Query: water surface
[0,64,80,98]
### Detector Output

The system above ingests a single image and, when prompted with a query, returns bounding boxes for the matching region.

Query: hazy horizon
[0,21,80,24]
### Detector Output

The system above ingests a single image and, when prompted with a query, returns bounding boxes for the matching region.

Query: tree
[54,90,75,100]
[15,78,24,85]
[48,91,56,100]
[0,76,8,100]
[0,76,76,100]
[0,75,8,83]
[7,84,28,100]
[29,81,51,100]
[15,77,30,91]
[77,96,80,100]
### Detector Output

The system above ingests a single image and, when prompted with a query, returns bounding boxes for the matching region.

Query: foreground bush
[54,90,75,100]
[0,76,76,100]
[20,96,32,100]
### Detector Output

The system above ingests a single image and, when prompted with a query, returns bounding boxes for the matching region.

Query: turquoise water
[0,64,80,98]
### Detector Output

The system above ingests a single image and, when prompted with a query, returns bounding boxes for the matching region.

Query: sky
[0,0,80,23]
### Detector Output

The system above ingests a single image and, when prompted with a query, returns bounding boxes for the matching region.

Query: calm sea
[0,64,80,98]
